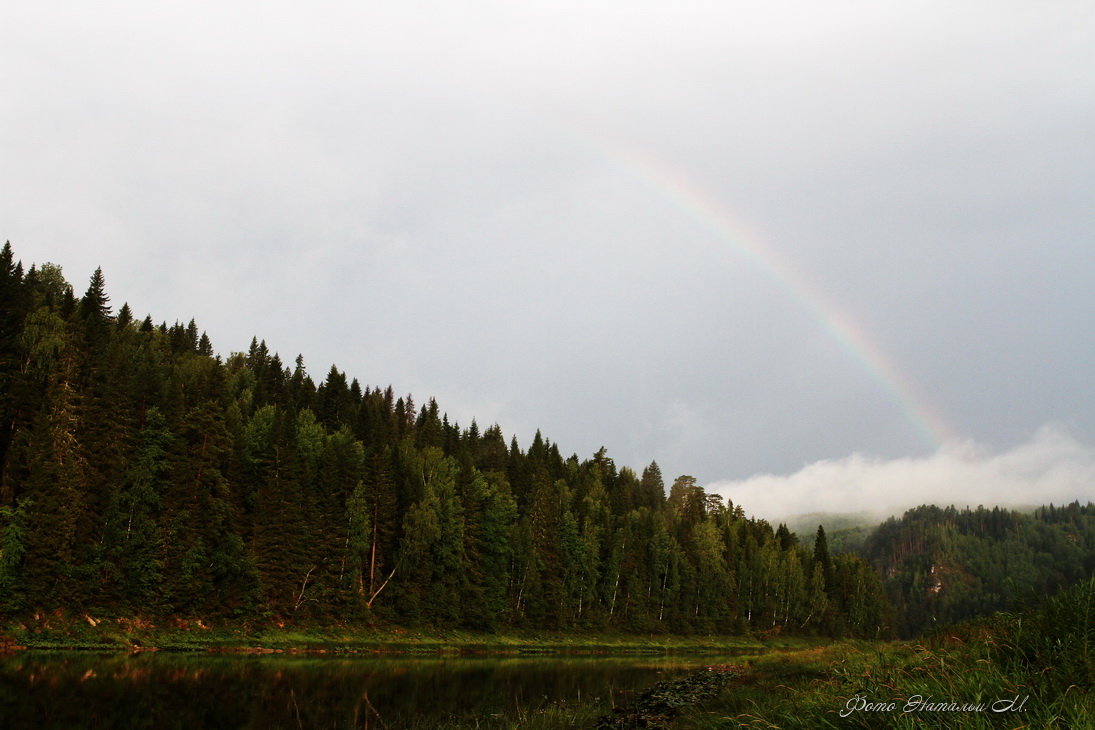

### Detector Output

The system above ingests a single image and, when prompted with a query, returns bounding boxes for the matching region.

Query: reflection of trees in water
[0,654,708,728]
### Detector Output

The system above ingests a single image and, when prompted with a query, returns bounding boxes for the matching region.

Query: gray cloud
[2,2,1092,487]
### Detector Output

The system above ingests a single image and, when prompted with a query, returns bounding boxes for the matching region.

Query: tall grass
[678,577,1093,729]
[990,574,1093,694]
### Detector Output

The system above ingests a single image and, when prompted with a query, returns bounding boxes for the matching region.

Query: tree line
[860,501,1095,636]
[0,241,891,636]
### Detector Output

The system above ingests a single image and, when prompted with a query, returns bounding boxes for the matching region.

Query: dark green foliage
[2,242,1084,640]
[0,498,30,610]
[78,267,111,323]
[862,502,1095,636]
[991,575,1094,692]
[18,336,89,603]
[115,302,133,329]
[460,470,517,629]
[100,408,171,608]
[0,244,26,494]
[638,460,666,509]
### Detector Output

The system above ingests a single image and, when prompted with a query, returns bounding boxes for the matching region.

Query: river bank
[0,613,820,655]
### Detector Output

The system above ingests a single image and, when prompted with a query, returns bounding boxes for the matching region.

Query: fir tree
[101,408,170,607]
[79,266,111,323]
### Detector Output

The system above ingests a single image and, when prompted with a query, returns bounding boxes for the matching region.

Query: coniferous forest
[862,502,1095,636]
[0,241,1092,640]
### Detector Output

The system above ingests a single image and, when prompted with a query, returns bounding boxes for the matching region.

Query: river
[0,650,732,728]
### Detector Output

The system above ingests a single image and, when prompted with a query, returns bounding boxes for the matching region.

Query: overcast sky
[3,2,1092,519]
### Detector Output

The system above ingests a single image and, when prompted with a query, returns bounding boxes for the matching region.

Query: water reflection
[0,651,714,728]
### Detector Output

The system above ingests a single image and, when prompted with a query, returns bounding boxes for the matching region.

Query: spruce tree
[813,525,834,590]
[79,266,111,323]
[197,332,213,357]
[116,302,133,329]
[101,408,170,608]
[0,242,26,479]
[639,461,665,508]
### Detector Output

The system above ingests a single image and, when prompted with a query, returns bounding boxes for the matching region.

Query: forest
[862,501,1095,636]
[0,241,1091,640]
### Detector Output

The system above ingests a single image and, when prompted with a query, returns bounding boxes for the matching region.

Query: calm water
[0,651,721,729]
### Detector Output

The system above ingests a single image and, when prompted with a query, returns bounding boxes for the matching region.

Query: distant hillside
[782,511,881,537]
[780,511,880,555]
[860,502,1095,636]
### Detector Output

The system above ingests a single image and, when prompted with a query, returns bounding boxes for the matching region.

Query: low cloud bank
[707,425,1095,522]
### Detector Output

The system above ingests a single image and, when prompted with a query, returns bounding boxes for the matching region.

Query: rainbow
[587,138,958,451]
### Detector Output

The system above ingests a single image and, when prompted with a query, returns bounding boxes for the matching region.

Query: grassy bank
[674,577,1093,729]
[0,614,818,655]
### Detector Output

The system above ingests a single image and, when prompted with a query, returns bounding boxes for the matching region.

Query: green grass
[0,613,816,655]
[395,700,604,729]
[674,578,1094,729]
